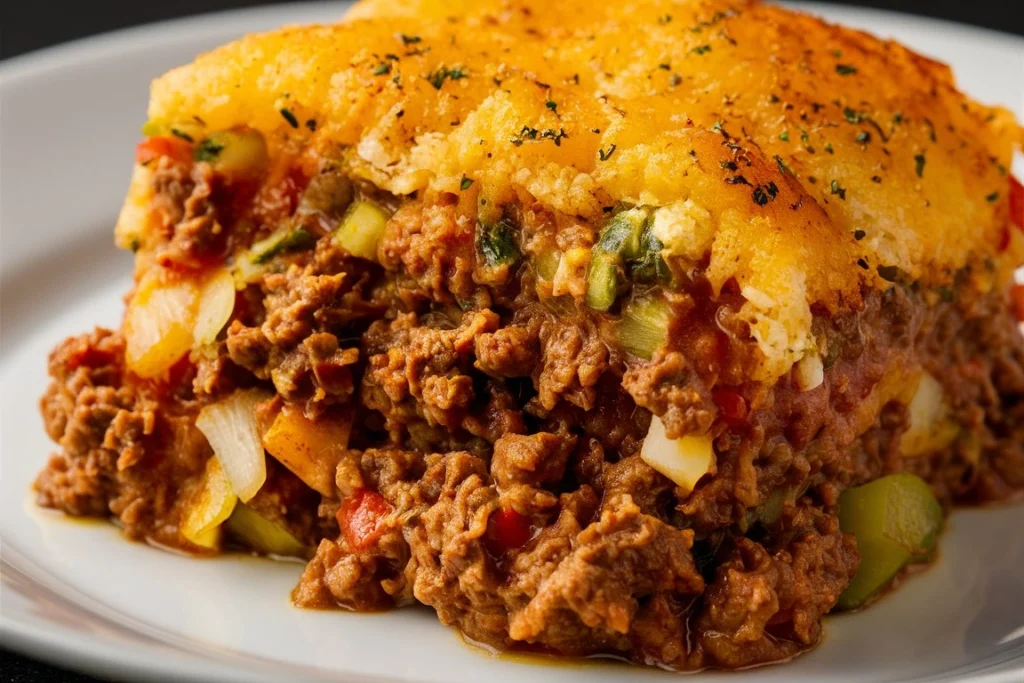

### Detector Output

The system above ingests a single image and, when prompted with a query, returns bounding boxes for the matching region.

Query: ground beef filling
[37,192,1024,670]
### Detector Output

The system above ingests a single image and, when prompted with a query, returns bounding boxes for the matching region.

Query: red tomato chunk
[337,489,392,550]
[485,507,532,554]
[713,388,748,427]
[135,136,193,166]
[1010,284,1024,324]
[1010,176,1023,231]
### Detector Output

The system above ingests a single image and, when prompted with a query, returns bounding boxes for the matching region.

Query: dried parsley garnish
[279,108,299,129]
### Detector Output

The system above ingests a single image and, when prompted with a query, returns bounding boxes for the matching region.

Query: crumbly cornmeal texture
[144,0,1023,379]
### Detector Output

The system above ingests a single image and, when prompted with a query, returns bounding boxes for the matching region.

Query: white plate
[1,3,1023,681]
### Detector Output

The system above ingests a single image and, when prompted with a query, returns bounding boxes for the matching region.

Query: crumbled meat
[360,309,501,440]
[227,241,381,417]
[623,349,715,438]
[378,196,477,305]
[151,159,225,269]
[695,505,858,669]
[37,179,1024,672]
[36,329,204,545]
[491,432,576,488]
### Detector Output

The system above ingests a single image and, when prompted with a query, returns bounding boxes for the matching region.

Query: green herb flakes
[752,182,780,206]
[280,108,299,129]
[843,107,863,124]
[426,65,468,89]
[914,154,926,178]
[194,138,224,162]
[830,179,847,200]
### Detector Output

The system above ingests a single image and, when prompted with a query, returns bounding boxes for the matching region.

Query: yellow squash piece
[182,456,239,549]
[262,404,350,497]
[124,267,235,377]
[193,268,237,347]
[124,270,198,378]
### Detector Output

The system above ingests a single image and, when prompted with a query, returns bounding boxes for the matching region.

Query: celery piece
[585,207,651,310]
[629,225,670,284]
[617,295,671,359]
[836,473,943,610]
[334,200,390,261]
[536,249,561,281]
[595,208,647,259]
[250,228,316,265]
[194,129,268,176]
[585,254,620,311]
[225,503,307,558]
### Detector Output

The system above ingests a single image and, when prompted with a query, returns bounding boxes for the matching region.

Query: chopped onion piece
[793,351,824,392]
[195,389,271,502]
[182,456,238,549]
[640,415,714,494]
[192,268,236,347]
[124,271,197,378]
[901,373,959,456]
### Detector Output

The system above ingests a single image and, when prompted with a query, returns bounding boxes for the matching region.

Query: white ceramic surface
[2,3,1023,682]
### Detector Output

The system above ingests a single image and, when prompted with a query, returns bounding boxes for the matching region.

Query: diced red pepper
[998,225,1011,254]
[1010,283,1024,323]
[65,345,114,372]
[485,507,532,555]
[338,489,392,550]
[712,388,749,427]
[135,136,193,166]
[1010,175,1023,231]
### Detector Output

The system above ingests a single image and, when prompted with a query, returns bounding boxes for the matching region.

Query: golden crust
[145,0,1022,379]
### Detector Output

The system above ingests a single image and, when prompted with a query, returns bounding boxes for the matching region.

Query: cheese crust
[144,0,1022,379]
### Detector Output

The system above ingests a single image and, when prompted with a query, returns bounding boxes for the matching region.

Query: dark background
[1,1,1021,681]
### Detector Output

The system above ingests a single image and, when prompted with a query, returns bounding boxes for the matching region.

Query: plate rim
[1,3,1022,682]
